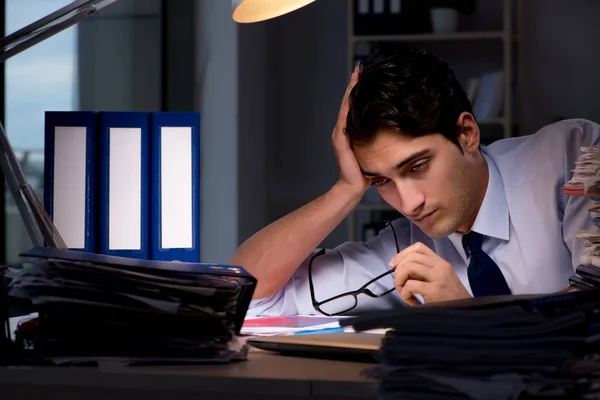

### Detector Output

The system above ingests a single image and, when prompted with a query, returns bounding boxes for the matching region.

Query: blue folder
[150,112,200,262]
[44,111,97,252]
[98,111,150,259]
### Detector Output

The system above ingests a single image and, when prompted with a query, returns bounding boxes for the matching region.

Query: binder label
[160,126,193,249]
[53,126,87,249]
[109,127,142,250]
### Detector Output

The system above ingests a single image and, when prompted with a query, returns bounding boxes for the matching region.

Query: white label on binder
[390,0,401,14]
[373,0,384,14]
[358,0,369,14]
[109,127,142,250]
[160,126,193,249]
[53,126,86,249]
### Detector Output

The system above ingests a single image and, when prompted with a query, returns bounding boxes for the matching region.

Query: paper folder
[98,111,150,259]
[44,111,97,252]
[20,245,257,335]
[150,112,200,262]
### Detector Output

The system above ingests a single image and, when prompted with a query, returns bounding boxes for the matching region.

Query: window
[4,0,78,264]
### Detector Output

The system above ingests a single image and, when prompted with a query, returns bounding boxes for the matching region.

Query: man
[230,47,600,317]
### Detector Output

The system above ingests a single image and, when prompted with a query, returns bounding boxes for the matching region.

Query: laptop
[246,332,385,363]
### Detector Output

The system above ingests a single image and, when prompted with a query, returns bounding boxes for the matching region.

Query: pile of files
[570,226,600,290]
[564,145,600,197]
[564,145,600,289]
[343,291,600,400]
[2,246,256,366]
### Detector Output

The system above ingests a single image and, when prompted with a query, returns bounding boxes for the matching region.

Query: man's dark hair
[346,46,472,149]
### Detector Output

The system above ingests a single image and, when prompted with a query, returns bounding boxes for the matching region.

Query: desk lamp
[232,0,316,23]
[0,0,315,251]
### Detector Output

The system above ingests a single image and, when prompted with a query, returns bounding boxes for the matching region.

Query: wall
[193,0,239,263]
[261,0,600,248]
[264,0,350,248]
[78,0,161,111]
[237,22,268,244]
[78,0,244,264]
[163,0,195,112]
[521,0,600,134]
[75,0,600,262]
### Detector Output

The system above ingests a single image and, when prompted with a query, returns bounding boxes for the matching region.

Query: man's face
[353,129,482,239]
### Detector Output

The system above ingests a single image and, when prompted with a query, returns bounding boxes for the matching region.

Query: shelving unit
[345,0,524,242]
[351,30,508,42]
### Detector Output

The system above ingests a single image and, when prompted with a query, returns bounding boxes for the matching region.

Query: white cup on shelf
[430,7,459,34]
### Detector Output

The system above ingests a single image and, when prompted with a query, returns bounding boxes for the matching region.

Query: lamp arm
[0,120,43,247]
[0,0,123,250]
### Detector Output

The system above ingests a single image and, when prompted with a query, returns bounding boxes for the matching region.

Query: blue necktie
[463,231,511,297]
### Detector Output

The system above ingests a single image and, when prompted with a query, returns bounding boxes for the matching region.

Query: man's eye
[411,161,428,172]
[372,178,389,187]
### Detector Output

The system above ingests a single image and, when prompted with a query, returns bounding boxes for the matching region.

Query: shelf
[351,31,508,43]
[346,0,522,242]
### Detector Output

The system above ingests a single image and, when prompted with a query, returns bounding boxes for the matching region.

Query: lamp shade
[232,0,316,23]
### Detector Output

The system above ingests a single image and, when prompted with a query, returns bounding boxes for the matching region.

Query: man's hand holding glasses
[308,221,471,316]
[388,242,471,306]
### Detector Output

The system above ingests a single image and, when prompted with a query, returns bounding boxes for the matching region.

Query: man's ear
[456,112,480,153]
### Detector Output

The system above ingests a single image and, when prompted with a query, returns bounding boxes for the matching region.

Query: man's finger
[341,66,359,106]
[392,250,436,271]
[336,66,360,124]
[393,260,435,292]
[389,242,420,267]
[400,279,426,306]
[389,241,435,267]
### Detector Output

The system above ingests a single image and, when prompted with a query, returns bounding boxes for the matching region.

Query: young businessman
[231,47,600,317]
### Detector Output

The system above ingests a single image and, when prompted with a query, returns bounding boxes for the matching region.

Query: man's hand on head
[389,242,472,305]
[332,65,371,197]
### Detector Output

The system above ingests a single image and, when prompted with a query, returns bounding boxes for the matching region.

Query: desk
[0,350,378,400]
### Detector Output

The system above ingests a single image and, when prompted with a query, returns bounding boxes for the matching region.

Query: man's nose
[396,181,425,216]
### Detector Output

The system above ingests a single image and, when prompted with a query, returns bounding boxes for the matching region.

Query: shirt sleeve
[560,120,600,271]
[246,218,412,316]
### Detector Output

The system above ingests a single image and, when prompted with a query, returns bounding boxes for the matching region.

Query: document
[241,315,389,336]
[344,290,600,399]
[564,145,600,196]
[241,315,345,336]
[564,145,600,287]
[5,247,256,366]
[576,228,600,269]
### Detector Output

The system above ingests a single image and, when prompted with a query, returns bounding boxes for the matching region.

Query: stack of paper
[564,145,600,196]
[241,315,346,336]
[241,315,389,337]
[4,246,256,366]
[576,228,600,268]
[563,146,600,289]
[344,290,600,399]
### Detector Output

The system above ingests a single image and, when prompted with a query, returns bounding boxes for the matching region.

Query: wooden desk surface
[0,349,378,400]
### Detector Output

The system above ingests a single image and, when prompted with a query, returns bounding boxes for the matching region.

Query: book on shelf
[466,71,504,122]
[351,0,477,36]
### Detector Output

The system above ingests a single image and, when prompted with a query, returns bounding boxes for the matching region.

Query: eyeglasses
[308,221,400,316]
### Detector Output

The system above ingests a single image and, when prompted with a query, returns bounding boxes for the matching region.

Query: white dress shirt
[248,119,600,316]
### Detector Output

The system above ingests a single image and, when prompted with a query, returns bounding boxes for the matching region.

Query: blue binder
[98,111,150,259]
[150,112,200,262]
[44,111,97,252]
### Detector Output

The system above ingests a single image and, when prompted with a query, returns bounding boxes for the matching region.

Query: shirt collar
[450,150,510,242]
